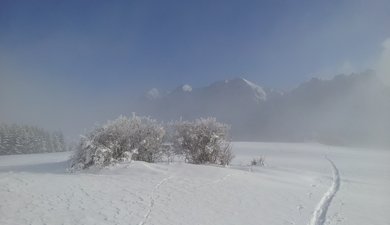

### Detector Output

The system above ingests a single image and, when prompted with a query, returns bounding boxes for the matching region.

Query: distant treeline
[0,124,67,155]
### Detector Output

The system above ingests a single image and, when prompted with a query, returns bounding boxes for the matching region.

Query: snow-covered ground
[0,142,389,225]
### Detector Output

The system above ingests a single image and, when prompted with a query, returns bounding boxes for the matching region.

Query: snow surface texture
[0,142,389,225]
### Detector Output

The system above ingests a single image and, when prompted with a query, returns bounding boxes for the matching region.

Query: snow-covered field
[0,142,389,225]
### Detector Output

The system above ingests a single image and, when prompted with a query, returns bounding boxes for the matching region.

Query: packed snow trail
[308,157,340,225]
[138,175,173,225]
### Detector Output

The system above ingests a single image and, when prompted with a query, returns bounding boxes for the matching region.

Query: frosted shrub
[173,118,234,165]
[219,145,235,166]
[70,115,165,170]
[160,142,176,163]
[130,116,166,163]
[70,137,115,170]
[250,156,265,167]
[69,115,234,170]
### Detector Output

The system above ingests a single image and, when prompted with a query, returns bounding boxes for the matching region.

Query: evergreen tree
[0,123,68,155]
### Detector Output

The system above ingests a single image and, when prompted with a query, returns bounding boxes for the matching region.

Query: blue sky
[1,0,389,137]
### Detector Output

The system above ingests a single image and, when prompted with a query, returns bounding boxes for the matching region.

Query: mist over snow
[377,38,390,86]
[0,1,389,225]
[137,72,390,148]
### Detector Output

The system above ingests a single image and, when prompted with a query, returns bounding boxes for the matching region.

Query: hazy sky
[1,0,389,138]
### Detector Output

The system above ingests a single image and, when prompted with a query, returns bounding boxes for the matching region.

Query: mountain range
[137,71,390,148]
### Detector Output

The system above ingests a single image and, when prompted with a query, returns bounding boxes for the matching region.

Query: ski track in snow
[138,175,173,225]
[308,156,340,225]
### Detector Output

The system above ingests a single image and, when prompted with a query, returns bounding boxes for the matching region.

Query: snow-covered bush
[173,118,234,165]
[160,142,176,163]
[70,115,165,170]
[250,156,265,167]
[69,115,234,170]
[130,116,166,163]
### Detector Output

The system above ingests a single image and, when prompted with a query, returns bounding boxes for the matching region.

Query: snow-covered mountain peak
[170,84,194,94]
[215,77,267,101]
[145,88,161,100]
[138,73,390,147]
[241,78,267,101]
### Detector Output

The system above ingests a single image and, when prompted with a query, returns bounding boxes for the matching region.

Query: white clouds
[376,38,390,86]
[146,88,161,100]
[182,84,192,92]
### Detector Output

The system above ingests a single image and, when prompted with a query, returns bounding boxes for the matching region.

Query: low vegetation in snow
[173,118,234,165]
[70,115,234,170]
[69,115,165,170]
[250,156,266,167]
